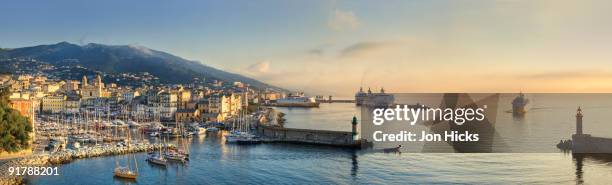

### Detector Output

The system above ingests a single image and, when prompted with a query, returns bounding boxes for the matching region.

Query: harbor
[3,95,612,184]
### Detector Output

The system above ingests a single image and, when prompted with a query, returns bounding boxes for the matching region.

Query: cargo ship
[512,92,529,115]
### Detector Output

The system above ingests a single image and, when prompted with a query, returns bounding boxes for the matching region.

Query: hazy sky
[2,0,612,96]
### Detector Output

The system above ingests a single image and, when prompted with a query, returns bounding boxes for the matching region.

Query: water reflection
[350,150,358,177]
[572,153,612,184]
[112,176,137,184]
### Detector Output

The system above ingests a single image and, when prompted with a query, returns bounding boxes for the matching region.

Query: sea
[27,95,612,184]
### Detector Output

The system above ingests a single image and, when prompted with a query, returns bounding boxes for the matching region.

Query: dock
[257,125,361,148]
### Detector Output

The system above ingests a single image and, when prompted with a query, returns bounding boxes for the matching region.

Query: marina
[3,95,612,184]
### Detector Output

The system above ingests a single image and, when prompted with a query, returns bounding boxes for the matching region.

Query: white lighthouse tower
[576,106,583,135]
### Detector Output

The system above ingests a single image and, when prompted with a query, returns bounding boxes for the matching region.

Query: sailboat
[147,137,167,167]
[225,110,262,144]
[114,113,139,179]
[164,121,189,162]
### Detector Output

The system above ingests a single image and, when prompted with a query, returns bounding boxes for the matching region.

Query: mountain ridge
[0,42,284,91]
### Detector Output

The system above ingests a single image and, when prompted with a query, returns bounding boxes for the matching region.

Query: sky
[2,0,612,97]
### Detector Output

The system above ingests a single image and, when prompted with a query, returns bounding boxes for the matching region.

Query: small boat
[235,132,262,144]
[114,166,138,179]
[182,132,194,138]
[206,127,219,132]
[383,145,402,153]
[164,151,187,163]
[236,136,262,144]
[114,120,139,180]
[128,120,140,127]
[193,127,207,135]
[225,131,241,143]
[146,154,167,167]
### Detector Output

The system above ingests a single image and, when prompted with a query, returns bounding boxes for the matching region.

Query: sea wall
[257,126,357,147]
[572,134,612,153]
[0,143,170,184]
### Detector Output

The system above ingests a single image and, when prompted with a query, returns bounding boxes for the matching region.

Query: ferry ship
[355,87,394,107]
[274,93,319,107]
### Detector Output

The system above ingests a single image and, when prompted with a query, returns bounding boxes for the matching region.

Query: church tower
[82,75,88,87]
[95,74,104,89]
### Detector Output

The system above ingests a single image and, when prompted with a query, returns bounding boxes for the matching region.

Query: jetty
[256,116,365,148]
[257,126,360,147]
[558,107,612,153]
[0,143,170,184]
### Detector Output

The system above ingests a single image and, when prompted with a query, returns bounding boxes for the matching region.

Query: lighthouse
[576,106,583,135]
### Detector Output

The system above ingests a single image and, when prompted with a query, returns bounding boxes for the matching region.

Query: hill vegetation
[0,87,32,153]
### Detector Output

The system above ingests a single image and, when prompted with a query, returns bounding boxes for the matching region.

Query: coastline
[0,149,33,161]
[0,143,169,184]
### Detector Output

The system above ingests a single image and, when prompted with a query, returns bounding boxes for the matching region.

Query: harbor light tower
[576,106,583,135]
[352,116,358,140]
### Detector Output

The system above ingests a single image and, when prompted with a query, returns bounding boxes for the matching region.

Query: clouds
[328,9,360,31]
[128,44,154,55]
[516,70,612,80]
[340,41,393,58]
[247,60,271,73]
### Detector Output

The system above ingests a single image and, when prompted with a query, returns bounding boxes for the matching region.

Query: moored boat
[146,153,167,167]
[114,166,138,179]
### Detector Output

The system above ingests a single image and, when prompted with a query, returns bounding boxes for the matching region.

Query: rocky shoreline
[0,143,171,185]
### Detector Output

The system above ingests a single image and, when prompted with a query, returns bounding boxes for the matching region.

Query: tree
[0,87,33,153]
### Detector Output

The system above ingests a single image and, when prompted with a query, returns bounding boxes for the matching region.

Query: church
[81,75,110,99]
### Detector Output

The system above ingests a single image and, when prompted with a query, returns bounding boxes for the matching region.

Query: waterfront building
[208,93,242,121]
[123,91,140,102]
[81,97,119,114]
[129,96,147,117]
[9,98,36,141]
[43,83,61,93]
[9,92,30,100]
[9,98,35,123]
[196,99,209,113]
[64,96,81,114]
[159,91,178,119]
[175,109,200,122]
[62,80,80,91]
[177,88,192,109]
[201,113,222,122]
[261,91,283,101]
[178,88,191,103]
[41,95,66,113]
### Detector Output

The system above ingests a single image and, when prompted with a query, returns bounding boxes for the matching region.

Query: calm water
[29,98,612,184]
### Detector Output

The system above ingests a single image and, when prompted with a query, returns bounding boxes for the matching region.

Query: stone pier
[257,126,360,148]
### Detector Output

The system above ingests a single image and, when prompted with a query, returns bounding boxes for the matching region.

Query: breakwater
[572,134,612,153]
[0,143,170,184]
[257,125,360,148]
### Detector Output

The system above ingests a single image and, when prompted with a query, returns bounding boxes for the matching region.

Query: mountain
[0,42,281,90]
